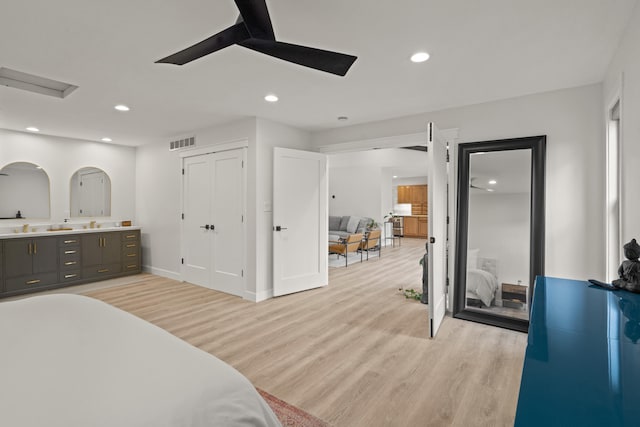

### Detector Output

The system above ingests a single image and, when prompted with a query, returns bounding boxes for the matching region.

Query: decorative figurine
[613,238,640,293]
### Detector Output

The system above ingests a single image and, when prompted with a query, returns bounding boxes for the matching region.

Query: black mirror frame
[453,135,546,332]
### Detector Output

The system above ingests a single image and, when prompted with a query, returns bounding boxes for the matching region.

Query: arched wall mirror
[70,167,112,217]
[453,136,546,332]
[0,162,51,219]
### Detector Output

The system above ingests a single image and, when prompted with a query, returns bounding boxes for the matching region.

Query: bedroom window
[606,99,621,281]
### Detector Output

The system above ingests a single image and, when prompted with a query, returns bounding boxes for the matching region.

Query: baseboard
[245,289,274,302]
[143,265,181,281]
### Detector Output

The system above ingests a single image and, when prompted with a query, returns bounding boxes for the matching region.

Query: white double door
[182,149,245,297]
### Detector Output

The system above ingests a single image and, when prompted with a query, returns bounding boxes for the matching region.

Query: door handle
[200,225,210,230]
[430,237,436,244]
[274,226,288,231]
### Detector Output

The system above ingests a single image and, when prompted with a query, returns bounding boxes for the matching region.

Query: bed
[465,252,499,308]
[0,294,281,427]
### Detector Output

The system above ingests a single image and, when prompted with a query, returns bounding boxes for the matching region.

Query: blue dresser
[515,276,640,426]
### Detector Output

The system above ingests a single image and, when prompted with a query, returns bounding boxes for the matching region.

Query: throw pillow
[356,218,369,233]
[339,216,350,231]
[346,216,361,233]
[329,216,341,231]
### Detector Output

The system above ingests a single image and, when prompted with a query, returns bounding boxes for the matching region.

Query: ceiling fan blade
[156,23,250,65]
[234,0,275,40]
[239,39,357,76]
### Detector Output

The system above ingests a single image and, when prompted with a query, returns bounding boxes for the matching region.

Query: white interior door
[273,147,328,296]
[78,171,106,216]
[427,122,448,338]
[210,149,245,296]
[183,149,245,297]
[183,155,213,287]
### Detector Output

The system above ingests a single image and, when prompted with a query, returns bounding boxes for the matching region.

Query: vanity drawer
[59,270,82,283]
[122,241,139,251]
[121,231,140,242]
[123,261,141,272]
[5,272,58,292]
[83,263,122,279]
[59,236,81,247]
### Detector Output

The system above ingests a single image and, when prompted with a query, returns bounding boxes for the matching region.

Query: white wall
[254,118,312,300]
[0,129,136,226]
[313,84,605,281]
[327,148,428,228]
[135,118,257,283]
[135,117,311,301]
[604,1,640,247]
[468,193,530,287]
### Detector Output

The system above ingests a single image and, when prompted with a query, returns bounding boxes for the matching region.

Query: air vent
[0,67,78,98]
[169,136,196,151]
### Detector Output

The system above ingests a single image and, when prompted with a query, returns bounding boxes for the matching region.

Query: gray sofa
[329,215,373,240]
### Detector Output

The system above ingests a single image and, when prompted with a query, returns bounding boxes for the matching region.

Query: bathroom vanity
[0,227,141,298]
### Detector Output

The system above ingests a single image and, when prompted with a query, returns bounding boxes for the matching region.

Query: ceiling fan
[156,0,357,76]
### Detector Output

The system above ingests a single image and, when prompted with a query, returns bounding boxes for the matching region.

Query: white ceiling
[0,0,636,146]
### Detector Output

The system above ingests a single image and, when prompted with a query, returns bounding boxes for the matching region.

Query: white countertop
[0,226,141,239]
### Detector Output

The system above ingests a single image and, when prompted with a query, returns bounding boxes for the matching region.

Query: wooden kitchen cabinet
[404,217,419,237]
[418,218,428,237]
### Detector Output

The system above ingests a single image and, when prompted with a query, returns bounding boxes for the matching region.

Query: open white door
[273,147,328,296]
[427,122,448,338]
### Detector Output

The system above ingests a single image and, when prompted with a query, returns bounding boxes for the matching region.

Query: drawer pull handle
[127,253,137,257]
[64,240,77,244]
[26,279,41,285]
[64,274,77,279]
[64,261,77,266]
[125,234,136,239]
[97,269,109,273]
[64,250,77,254]
[126,264,137,269]
[126,244,136,248]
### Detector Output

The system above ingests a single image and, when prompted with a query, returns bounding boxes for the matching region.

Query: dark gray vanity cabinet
[121,231,141,274]
[0,229,142,298]
[3,237,58,293]
[81,232,122,279]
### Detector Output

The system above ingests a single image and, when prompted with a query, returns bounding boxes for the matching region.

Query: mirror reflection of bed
[464,149,532,321]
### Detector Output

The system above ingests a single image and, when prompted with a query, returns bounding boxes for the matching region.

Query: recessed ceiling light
[114,104,130,111]
[410,52,430,63]
[337,116,349,121]
[101,137,112,142]
[264,94,278,102]
[393,175,398,178]
[26,126,39,132]
[488,179,497,185]
[487,188,495,192]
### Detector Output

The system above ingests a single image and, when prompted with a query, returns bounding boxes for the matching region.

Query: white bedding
[466,268,498,307]
[0,294,281,427]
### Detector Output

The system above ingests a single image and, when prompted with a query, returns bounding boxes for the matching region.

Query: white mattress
[0,294,281,427]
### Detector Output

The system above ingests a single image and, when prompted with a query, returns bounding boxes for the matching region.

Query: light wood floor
[81,238,526,427]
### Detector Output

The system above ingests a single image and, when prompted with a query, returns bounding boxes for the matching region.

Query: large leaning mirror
[453,136,545,332]
[70,167,111,217]
[0,162,51,219]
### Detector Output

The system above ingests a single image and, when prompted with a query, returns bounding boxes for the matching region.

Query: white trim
[178,138,249,158]
[142,265,181,281]
[605,73,624,281]
[245,289,274,303]
[317,129,459,154]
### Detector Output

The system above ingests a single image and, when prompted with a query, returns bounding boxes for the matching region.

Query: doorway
[182,148,246,297]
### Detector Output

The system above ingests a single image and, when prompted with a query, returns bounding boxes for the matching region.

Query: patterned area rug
[257,389,330,427]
